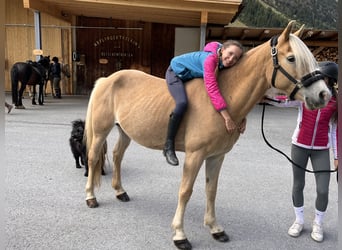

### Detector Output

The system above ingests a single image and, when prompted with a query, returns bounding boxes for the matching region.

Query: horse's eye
[287,56,295,63]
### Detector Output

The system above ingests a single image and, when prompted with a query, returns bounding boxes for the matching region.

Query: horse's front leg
[31,85,37,105]
[172,151,204,250]
[38,83,44,105]
[204,154,229,242]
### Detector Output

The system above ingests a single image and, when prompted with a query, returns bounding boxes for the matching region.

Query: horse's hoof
[86,198,98,208]
[116,192,130,202]
[212,231,229,242]
[15,105,25,109]
[39,103,44,105]
[174,239,192,250]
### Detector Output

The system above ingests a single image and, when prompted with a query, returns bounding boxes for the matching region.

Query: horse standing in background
[11,56,50,109]
[83,21,331,250]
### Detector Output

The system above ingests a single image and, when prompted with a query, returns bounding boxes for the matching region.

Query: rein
[270,36,325,100]
[261,102,337,174]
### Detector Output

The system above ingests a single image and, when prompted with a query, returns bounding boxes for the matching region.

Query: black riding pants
[165,66,188,116]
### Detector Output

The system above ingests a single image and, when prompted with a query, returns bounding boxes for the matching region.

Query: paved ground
[5,94,338,250]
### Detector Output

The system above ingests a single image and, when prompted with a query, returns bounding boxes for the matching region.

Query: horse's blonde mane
[289,34,318,75]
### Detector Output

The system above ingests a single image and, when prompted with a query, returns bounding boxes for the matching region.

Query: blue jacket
[170,42,228,111]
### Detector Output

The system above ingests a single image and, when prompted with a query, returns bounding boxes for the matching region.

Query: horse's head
[266,20,331,110]
[38,55,51,70]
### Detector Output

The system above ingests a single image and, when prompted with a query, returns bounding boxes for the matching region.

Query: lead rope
[261,102,337,175]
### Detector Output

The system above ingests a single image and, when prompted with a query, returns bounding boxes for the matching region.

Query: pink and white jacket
[270,96,338,158]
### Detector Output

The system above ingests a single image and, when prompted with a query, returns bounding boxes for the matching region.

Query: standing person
[51,56,62,99]
[5,102,13,113]
[163,40,246,166]
[267,61,338,242]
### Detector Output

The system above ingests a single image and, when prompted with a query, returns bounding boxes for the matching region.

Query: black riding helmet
[318,61,338,82]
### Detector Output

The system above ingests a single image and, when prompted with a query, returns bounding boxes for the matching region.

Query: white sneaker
[311,222,323,242]
[288,221,304,237]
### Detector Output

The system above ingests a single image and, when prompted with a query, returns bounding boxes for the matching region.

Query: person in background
[163,40,246,166]
[51,56,62,99]
[266,61,338,242]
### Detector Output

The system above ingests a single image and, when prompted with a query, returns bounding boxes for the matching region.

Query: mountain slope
[237,0,338,30]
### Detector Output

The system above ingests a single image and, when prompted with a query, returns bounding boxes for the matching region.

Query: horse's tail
[10,64,19,105]
[84,82,106,187]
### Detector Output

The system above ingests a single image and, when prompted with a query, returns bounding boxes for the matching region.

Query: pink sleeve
[203,42,221,53]
[203,53,227,111]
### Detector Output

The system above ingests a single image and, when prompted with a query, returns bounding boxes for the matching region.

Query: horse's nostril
[319,91,331,103]
[320,91,326,100]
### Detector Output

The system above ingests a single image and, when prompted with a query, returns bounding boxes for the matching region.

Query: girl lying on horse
[163,40,246,166]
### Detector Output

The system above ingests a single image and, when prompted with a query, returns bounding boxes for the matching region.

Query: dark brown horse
[11,56,50,109]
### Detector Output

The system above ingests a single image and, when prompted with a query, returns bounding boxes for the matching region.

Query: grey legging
[291,144,331,212]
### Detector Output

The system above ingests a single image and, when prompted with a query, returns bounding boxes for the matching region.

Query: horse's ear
[281,20,296,41]
[294,24,305,38]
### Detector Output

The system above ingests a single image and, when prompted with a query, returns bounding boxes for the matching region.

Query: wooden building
[5,0,338,95]
[5,0,243,94]
[5,0,72,94]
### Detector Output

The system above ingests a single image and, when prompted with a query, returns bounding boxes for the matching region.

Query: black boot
[163,113,182,166]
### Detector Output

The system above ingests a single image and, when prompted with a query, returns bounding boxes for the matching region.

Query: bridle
[270,35,324,100]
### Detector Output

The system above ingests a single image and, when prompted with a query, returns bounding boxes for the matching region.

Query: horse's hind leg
[85,134,109,207]
[204,154,229,242]
[31,85,37,105]
[17,82,26,108]
[112,125,131,202]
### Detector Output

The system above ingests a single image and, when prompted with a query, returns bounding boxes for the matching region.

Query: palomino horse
[84,21,331,249]
[11,56,50,108]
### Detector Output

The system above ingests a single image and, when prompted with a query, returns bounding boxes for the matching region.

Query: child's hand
[224,117,237,133]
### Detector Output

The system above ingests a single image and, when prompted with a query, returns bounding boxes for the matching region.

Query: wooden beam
[201,10,208,24]
[23,0,72,22]
[312,46,325,56]
[207,39,338,48]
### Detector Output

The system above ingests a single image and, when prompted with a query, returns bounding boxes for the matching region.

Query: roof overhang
[23,0,243,26]
[207,25,338,48]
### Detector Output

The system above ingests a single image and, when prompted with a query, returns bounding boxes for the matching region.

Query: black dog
[69,119,106,177]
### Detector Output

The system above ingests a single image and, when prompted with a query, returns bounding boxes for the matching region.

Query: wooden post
[200,11,208,49]
[33,11,42,61]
